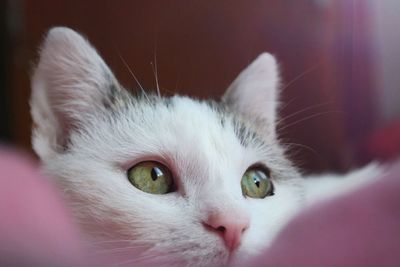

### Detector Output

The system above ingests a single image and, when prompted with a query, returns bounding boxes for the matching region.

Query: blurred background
[1,0,399,173]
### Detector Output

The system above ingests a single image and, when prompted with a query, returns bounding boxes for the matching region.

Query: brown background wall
[4,0,384,173]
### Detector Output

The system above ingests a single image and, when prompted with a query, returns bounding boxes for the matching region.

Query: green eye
[127,161,174,194]
[241,167,274,199]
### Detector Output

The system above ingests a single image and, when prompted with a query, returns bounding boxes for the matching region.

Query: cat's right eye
[127,161,174,194]
[241,166,274,199]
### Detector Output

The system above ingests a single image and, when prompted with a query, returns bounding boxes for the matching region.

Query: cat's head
[30,27,303,267]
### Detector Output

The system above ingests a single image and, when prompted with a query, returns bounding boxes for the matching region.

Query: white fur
[303,163,383,203]
[31,27,121,160]
[222,53,280,137]
[30,27,382,267]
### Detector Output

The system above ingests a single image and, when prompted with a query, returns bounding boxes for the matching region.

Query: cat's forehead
[123,95,267,160]
[128,95,270,153]
[73,94,274,179]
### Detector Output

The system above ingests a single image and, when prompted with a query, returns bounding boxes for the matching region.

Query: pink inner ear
[49,90,85,150]
[0,147,86,265]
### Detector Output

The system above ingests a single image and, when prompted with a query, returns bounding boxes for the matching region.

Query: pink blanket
[1,148,399,266]
[249,162,400,267]
[0,147,85,266]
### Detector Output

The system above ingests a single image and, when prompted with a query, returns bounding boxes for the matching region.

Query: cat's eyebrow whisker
[281,142,320,158]
[150,62,161,98]
[150,49,161,98]
[160,86,177,95]
[278,110,343,132]
[276,101,334,126]
[117,51,150,102]
[279,97,297,112]
[280,62,321,92]
[154,35,161,98]
[174,70,181,94]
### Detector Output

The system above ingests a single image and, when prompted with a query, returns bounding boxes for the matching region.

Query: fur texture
[30,27,381,267]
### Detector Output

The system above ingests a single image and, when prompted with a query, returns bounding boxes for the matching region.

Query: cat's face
[31,27,303,267]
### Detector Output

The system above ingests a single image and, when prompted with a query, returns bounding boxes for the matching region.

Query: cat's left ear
[222,53,280,135]
[30,27,122,159]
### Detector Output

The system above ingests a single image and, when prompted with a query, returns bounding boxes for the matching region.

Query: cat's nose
[203,211,250,251]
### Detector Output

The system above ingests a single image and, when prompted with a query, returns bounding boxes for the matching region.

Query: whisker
[174,70,181,94]
[278,110,342,132]
[150,39,161,97]
[150,62,161,97]
[277,101,334,126]
[116,51,150,101]
[160,86,177,95]
[93,244,151,255]
[281,63,320,92]
[82,239,137,246]
[279,97,297,112]
[110,252,163,267]
[281,142,320,158]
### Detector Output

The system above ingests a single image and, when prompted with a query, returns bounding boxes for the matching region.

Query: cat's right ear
[30,27,121,159]
[222,53,280,137]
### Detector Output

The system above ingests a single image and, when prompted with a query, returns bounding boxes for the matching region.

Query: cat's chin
[87,249,250,267]
[227,246,263,267]
[84,236,232,267]
[87,241,247,267]
[91,251,230,267]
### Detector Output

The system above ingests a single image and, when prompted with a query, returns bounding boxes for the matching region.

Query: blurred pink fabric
[0,147,399,266]
[249,162,400,267]
[0,147,86,266]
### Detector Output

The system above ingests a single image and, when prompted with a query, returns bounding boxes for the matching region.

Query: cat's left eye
[127,161,174,194]
[241,167,274,199]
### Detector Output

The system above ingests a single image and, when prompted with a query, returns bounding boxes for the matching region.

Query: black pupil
[253,176,260,188]
[151,167,162,181]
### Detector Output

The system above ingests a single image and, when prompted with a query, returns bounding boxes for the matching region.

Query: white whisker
[279,97,297,112]
[278,110,342,132]
[277,101,333,126]
[117,51,150,101]
[93,244,151,255]
[110,252,163,267]
[281,142,320,158]
[281,63,320,92]
[151,45,161,97]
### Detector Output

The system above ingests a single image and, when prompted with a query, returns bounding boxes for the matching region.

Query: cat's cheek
[231,181,304,264]
[88,244,147,267]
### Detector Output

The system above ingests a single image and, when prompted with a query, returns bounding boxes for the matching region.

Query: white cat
[30,27,381,267]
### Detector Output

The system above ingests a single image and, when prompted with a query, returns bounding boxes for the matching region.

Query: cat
[30,27,382,267]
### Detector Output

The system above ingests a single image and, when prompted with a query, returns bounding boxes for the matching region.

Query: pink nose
[204,212,250,251]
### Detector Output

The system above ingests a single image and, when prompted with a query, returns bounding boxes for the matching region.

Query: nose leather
[204,211,250,251]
